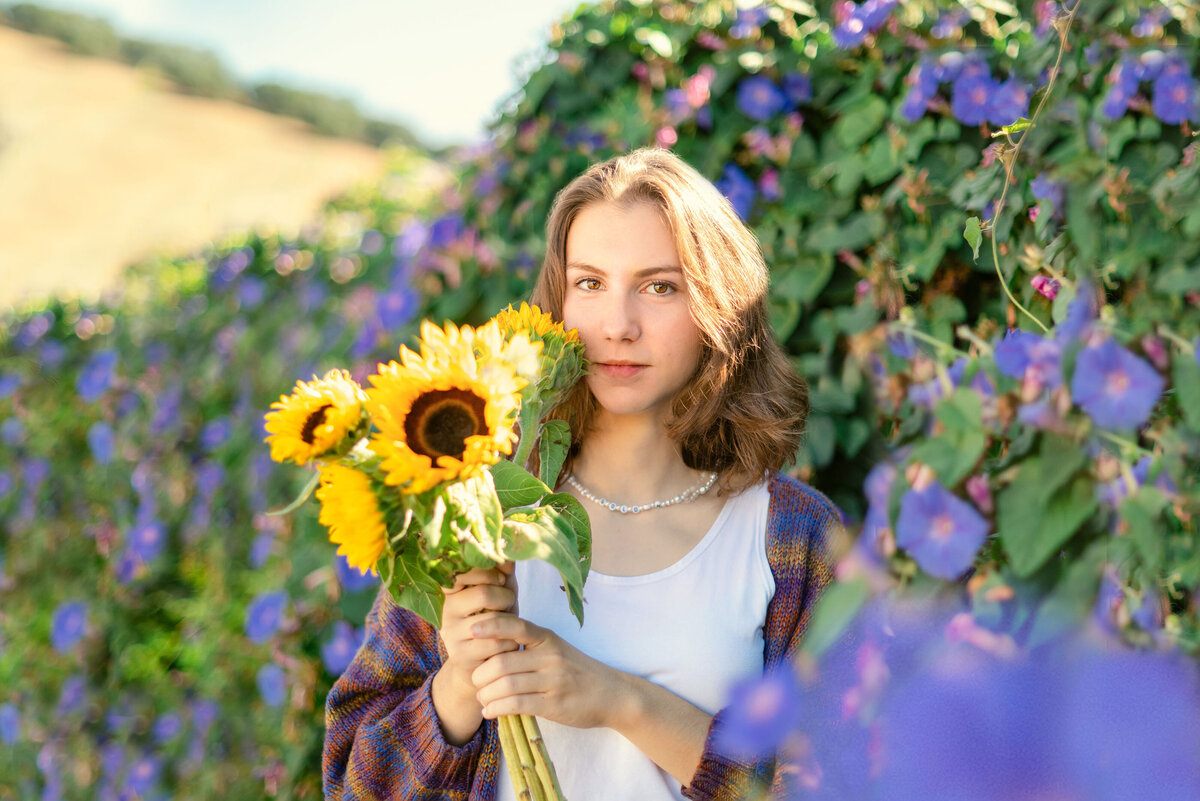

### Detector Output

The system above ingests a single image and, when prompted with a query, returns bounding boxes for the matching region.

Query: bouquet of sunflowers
[264,304,589,801]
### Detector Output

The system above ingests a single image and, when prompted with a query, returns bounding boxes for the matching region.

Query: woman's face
[562,200,704,424]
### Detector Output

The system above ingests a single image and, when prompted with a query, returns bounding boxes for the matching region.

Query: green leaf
[266,469,319,516]
[798,576,869,659]
[545,491,592,591]
[1121,488,1168,574]
[773,253,835,304]
[997,446,1098,577]
[503,501,588,625]
[388,550,447,628]
[805,413,836,467]
[994,117,1032,136]
[963,216,982,261]
[1173,352,1200,433]
[832,95,888,150]
[538,419,572,489]
[1051,281,1076,324]
[909,390,986,487]
[490,459,550,509]
[1024,541,1105,648]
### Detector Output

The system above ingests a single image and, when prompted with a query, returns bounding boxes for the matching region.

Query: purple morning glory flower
[730,5,770,38]
[149,385,182,436]
[200,416,232,452]
[192,698,218,734]
[782,72,812,106]
[0,703,18,744]
[988,76,1030,125]
[51,601,88,653]
[321,622,364,675]
[713,666,803,758]
[335,553,378,592]
[1054,289,1099,344]
[257,663,287,707]
[886,331,918,359]
[896,482,989,580]
[900,87,930,122]
[1101,85,1132,121]
[40,339,66,370]
[124,754,162,796]
[664,88,690,123]
[428,213,465,249]
[0,417,24,446]
[56,675,87,716]
[128,519,166,562]
[77,350,118,402]
[952,70,997,126]
[994,330,1063,387]
[0,470,12,499]
[245,591,287,644]
[237,276,266,310]
[87,421,115,464]
[1153,66,1200,124]
[152,712,183,743]
[378,285,418,330]
[716,163,757,221]
[736,75,788,122]
[250,533,274,569]
[832,14,869,49]
[0,372,20,399]
[194,462,224,499]
[1030,173,1065,216]
[1071,339,1164,430]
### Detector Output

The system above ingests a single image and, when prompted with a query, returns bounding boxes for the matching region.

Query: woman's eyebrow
[565,262,682,277]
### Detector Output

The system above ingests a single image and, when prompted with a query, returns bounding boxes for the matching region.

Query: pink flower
[655,126,678,148]
[965,475,993,514]
[1031,275,1060,300]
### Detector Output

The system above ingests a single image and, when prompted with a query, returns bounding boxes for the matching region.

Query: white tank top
[497,481,774,800]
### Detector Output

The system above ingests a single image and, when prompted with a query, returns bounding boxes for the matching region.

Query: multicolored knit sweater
[323,471,836,800]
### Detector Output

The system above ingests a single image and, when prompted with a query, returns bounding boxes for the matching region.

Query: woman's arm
[469,613,713,786]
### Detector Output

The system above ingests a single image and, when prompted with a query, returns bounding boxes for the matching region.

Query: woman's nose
[599,293,640,342]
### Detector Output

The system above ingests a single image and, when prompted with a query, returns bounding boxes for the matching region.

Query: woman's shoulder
[764,470,842,535]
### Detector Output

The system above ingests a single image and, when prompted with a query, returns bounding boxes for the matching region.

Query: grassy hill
[0,24,414,308]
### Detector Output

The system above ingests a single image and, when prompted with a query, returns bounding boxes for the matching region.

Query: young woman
[323,148,838,800]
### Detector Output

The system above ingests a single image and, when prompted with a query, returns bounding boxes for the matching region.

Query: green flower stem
[986,1,1081,335]
[498,715,532,800]
[892,323,971,358]
[521,714,566,800]
[1157,325,1196,354]
[506,713,548,801]
[512,400,544,473]
[954,324,995,356]
[1095,429,1154,460]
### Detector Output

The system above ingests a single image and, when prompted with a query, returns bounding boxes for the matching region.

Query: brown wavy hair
[530,147,808,494]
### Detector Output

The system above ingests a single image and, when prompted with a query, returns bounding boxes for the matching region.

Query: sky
[27,0,582,146]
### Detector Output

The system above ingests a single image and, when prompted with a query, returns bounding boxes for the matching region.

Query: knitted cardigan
[323,471,836,800]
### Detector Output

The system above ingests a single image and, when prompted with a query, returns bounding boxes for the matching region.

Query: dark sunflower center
[405,389,488,460]
[301,404,332,445]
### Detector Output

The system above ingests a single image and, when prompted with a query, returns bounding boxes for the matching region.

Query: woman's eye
[578,278,602,291]
[647,281,675,295]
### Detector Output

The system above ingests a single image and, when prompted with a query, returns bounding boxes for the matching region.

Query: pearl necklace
[565,471,719,515]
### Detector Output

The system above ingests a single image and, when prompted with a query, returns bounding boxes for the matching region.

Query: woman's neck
[570,411,704,504]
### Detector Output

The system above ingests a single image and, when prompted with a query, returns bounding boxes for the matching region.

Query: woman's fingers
[444,584,515,617]
[445,566,508,594]
[475,670,546,712]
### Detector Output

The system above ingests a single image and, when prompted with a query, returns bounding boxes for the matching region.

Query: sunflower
[493,302,580,344]
[315,464,388,574]
[264,370,368,465]
[366,321,530,494]
[491,303,586,408]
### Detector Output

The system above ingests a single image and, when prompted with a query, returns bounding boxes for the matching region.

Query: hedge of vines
[1,1,1198,798]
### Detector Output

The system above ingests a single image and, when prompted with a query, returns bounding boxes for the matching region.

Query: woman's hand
[431,564,519,744]
[468,616,630,730]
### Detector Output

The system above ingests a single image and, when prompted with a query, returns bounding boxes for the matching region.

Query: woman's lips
[595,362,646,379]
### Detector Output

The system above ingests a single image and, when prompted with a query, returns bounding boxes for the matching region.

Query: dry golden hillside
[0,25,395,308]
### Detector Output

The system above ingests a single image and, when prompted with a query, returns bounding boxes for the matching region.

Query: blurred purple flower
[237,276,266,310]
[1101,85,1132,120]
[964,475,993,515]
[245,591,287,644]
[886,331,918,359]
[257,663,287,707]
[896,481,989,580]
[907,359,966,409]
[1029,173,1064,213]
[428,213,465,249]
[56,675,87,716]
[149,385,182,436]
[759,168,782,201]
[128,518,166,562]
[322,622,365,675]
[1133,50,1167,83]
[833,0,895,48]
[124,755,162,797]
[40,339,66,370]
[194,462,224,499]
[952,70,996,125]
[77,350,118,402]
[0,703,18,744]
[394,220,429,258]
[1031,275,1060,300]
[378,285,418,331]
[51,600,88,653]
[250,532,274,569]
[1071,339,1164,430]
[713,666,803,758]
[715,163,757,221]
[730,5,769,38]
[736,75,788,121]
[664,88,690,123]
[1153,64,1200,124]
[153,712,183,743]
[900,87,930,122]
[193,698,218,733]
[1054,288,1099,343]
[360,228,385,255]
[200,416,232,452]
[0,417,24,446]
[782,72,812,106]
[0,372,20,399]
[0,470,12,499]
[994,330,1063,387]
[931,8,968,38]
[988,76,1030,125]
[213,248,252,287]
[932,52,966,83]
[832,14,869,49]
[1017,398,1058,429]
[335,553,378,592]
[87,421,115,464]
